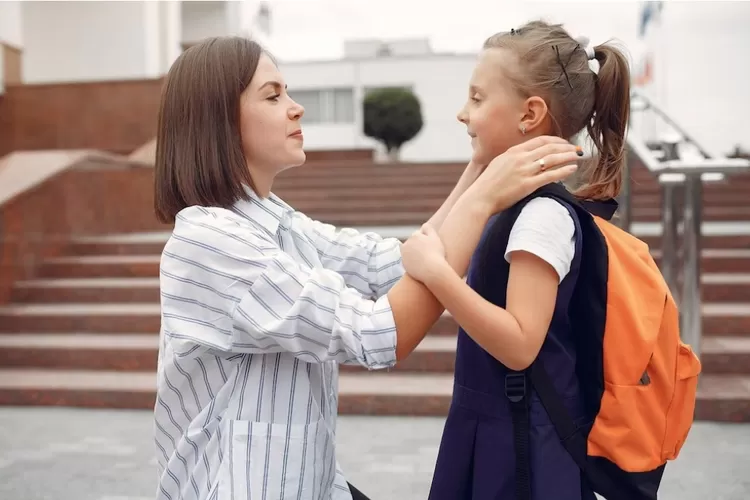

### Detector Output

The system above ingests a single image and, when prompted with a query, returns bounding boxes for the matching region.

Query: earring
[520,125,526,135]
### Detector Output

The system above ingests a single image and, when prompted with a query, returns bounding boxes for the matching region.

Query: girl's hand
[401,224,447,284]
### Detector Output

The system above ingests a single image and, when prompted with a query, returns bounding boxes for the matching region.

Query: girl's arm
[420,249,560,371]
[404,196,576,370]
[391,137,581,361]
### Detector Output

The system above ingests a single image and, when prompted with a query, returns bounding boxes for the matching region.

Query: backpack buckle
[505,373,527,403]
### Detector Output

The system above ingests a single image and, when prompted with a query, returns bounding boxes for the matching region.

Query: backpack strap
[506,372,532,500]
[499,183,587,500]
[520,185,593,474]
[528,362,588,469]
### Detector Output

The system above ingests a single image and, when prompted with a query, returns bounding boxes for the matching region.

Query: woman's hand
[468,136,582,215]
[401,224,448,284]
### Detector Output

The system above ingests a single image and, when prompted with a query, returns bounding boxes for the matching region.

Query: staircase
[0,161,749,421]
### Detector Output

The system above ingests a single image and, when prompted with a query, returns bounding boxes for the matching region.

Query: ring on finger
[537,158,546,171]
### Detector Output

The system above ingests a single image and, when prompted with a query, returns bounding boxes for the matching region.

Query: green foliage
[363,87,423,155]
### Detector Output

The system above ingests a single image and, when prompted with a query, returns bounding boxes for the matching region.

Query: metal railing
[624,91,750,358]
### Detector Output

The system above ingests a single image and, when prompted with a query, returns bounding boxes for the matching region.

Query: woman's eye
[267,94,280,101]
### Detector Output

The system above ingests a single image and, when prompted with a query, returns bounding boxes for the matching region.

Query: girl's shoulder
[505,197,577,283]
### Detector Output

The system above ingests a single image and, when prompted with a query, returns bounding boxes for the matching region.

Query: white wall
[656,2,750,156]
[22,0,149,83]
[181,0,228,43]
[0,0,22,92]
[281,54,477,162]
[0,1,23,47]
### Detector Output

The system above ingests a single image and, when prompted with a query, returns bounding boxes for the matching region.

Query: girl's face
[457,48,546,166]
[240,54,306,191]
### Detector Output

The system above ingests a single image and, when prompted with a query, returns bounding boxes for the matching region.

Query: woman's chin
[281,150,307,170]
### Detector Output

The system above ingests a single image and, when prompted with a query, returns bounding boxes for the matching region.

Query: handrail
[630,91,713,159]
[625,91,750,359]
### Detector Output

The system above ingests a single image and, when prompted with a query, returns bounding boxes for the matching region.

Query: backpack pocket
[661,342,701,461]
[588,381,668,472]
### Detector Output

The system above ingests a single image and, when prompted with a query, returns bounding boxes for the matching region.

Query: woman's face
[239,54,306,187]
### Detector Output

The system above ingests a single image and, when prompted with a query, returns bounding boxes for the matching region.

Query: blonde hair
[484,20,631,200]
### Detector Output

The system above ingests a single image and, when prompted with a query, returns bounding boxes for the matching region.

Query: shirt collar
[232,185,292,236]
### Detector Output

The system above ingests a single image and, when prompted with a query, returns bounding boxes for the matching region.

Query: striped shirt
[154,188,403,500]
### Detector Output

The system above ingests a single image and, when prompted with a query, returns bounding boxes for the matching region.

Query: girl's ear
[519,96,549,135]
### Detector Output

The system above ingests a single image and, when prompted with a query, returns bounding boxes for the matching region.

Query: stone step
[0,305,457,335]
[641,235,750,250]
[33,250,750,280]
[0,303,161,333]
[262,193,750,213]
[633,192,750,207]
[0,333,158,371]
[271,168,750,188]
[269,185,750,206]
[1,333,744,376]
[0,303,748,336]
[62,231,750,259]
[701,336,750,374]
[66,232,171,255]
[38,256,161,279]
[13,273,750,303]
[633,207,750,222]
[0,369,746,421]
[12,278,161,303]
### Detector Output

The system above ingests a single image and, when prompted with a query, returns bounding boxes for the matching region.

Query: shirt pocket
[216,418,333,500]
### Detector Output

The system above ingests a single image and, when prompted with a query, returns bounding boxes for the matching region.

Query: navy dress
[427,200,596,500]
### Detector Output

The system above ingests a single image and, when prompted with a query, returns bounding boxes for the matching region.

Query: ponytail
[575,43,631,201]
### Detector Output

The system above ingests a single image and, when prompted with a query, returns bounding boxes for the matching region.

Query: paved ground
[0,407,748,499]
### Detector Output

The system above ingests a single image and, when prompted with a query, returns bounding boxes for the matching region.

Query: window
[288,88,354,124]
[363,85,414,96]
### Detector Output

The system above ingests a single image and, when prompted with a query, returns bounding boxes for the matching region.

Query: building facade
[1,1,749,161]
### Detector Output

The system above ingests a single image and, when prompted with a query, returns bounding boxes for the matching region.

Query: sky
[261,0,646,62]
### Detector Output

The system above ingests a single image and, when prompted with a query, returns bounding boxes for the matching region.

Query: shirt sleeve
[290,212,403,299]
[159,206,397,369]
[504,197,576,283]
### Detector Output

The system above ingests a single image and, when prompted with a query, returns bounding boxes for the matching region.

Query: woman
[152,36,580,500]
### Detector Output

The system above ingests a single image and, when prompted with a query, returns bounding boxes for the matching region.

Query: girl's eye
[267,94,280,101]
[471,95,481,103]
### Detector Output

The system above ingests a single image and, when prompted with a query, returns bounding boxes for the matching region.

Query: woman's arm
[426,161,485,230]
[161,207,399,369]
[291,213,403,299]
[291,162,483,300]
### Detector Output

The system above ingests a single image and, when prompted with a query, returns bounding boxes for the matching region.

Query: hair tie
[574,36,596,60]
[573,35,599,74]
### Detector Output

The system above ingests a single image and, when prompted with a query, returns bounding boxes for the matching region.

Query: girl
[152,36,580,500]
[401,20,631,500]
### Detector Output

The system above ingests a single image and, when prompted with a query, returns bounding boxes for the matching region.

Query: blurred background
[0,1,749,499]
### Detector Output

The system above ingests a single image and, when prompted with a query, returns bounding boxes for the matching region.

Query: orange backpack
[516,183,702,500]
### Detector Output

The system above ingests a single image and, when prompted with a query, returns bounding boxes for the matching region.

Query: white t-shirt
[504,197,576,283]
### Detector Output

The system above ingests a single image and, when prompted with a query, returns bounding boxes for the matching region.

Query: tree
[363,87,423,162]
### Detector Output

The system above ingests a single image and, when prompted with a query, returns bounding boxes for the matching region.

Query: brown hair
[154,37,265,223]
[484,20,631,200]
